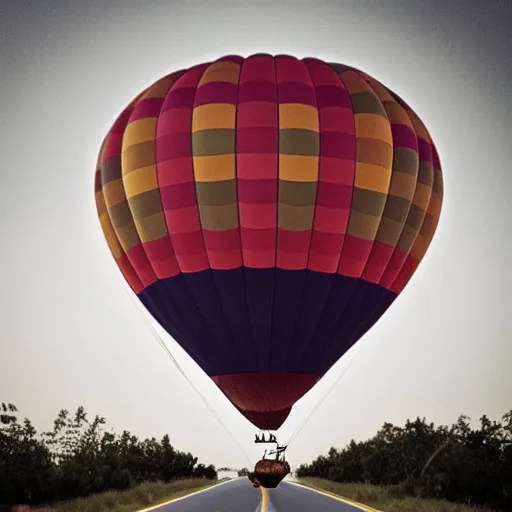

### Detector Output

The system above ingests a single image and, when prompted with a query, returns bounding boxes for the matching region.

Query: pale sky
[1,0,510,471]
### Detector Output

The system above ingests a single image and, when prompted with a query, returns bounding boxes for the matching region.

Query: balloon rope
[286,345,366,447]
[119,281,254,467]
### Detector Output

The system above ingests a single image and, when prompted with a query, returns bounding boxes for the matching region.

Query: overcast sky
[1,0,510,470]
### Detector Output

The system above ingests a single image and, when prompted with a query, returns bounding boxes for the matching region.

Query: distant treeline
[0,403,217,508]
[296,410,512,511]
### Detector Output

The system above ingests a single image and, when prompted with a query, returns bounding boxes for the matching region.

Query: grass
[31,478,217,512]
[297,478,493,512]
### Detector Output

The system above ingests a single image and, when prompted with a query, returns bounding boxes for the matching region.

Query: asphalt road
[141,478,378,512]
[141,478,261,512]
[265,481,378,511]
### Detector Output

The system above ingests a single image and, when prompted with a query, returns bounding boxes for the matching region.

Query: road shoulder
[286,480,382,512]
[136,478,242,512]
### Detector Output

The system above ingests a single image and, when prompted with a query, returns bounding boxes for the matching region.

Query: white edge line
[284,480,382,512]
[136,477,245,512]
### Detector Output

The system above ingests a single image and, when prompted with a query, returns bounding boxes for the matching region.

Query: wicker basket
[252,459,290,488]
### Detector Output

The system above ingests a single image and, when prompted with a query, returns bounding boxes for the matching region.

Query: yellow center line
[260,486,268,512]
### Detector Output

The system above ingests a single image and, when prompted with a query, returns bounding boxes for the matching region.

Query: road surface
[139,478,379,512]
[265,481,379,511]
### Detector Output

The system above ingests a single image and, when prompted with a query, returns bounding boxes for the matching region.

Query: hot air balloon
[94,54,443,436]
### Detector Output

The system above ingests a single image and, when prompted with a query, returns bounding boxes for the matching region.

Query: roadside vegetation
[29,479,215,512]
[296,410,512,511]
[0,403,217,511]
[298,478,492,511]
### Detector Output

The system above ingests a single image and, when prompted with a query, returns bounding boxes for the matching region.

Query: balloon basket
[251,459,290,489]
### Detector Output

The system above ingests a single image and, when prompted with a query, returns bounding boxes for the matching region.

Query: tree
[0,403,54,504]
[296,410,512,511]
[0,403,218,508]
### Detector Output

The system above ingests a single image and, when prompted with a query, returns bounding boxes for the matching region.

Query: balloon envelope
[94,54,443,430]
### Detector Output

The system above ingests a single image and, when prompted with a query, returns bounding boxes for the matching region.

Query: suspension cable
[286,343,367,447]
[119,280,253,467]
